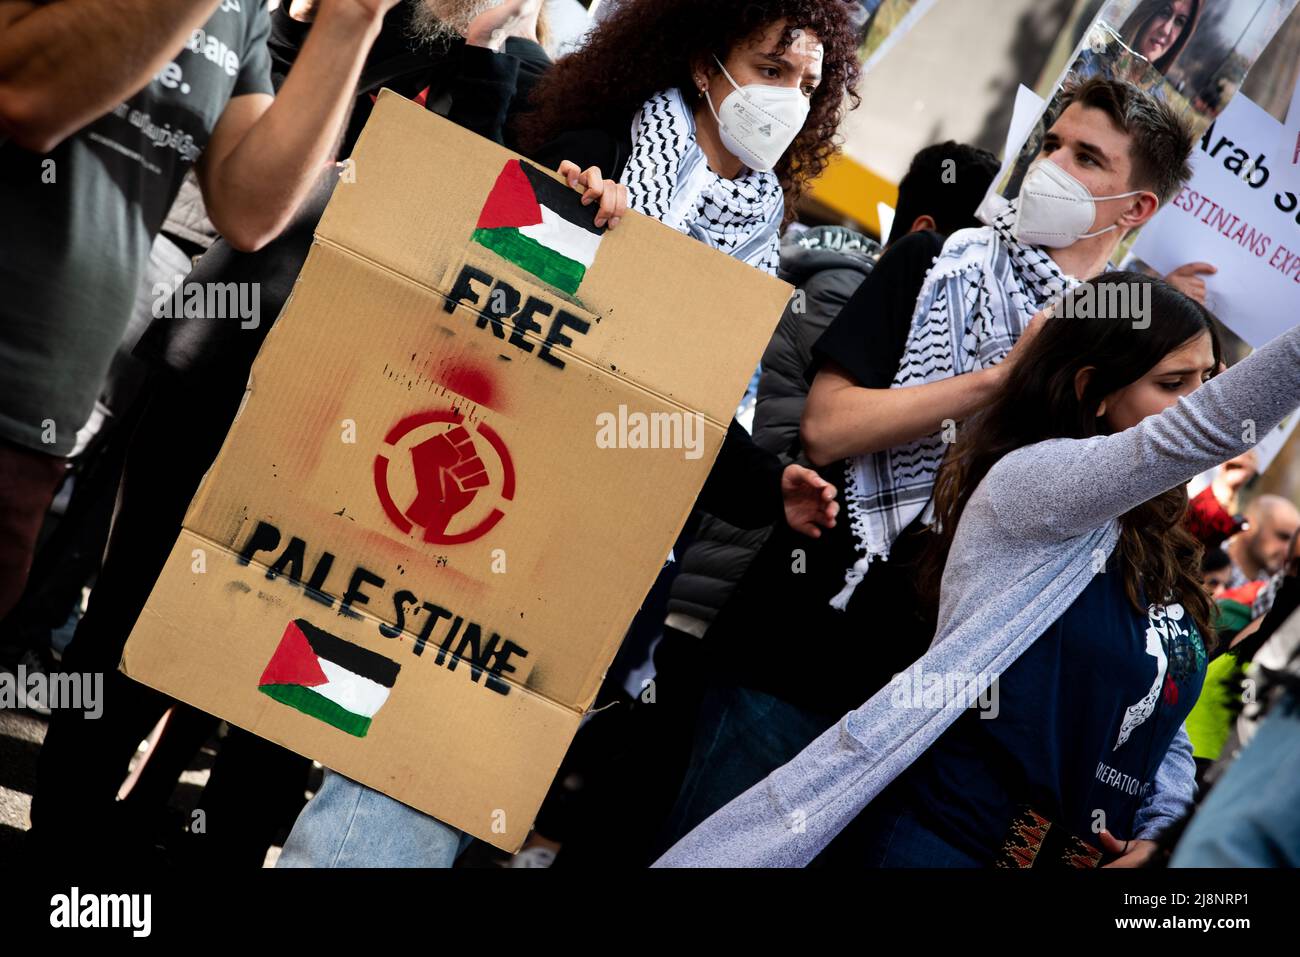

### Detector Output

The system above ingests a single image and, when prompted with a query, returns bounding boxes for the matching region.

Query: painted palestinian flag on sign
[258,619,399,738]
[472,159,606,296]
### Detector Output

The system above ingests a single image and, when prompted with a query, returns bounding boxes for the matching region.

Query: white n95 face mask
[1013,158,1144,248]
[703,56,811,174]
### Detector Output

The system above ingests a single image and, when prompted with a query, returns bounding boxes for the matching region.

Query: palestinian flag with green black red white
[472,159,606,296]
[258,618,399,738]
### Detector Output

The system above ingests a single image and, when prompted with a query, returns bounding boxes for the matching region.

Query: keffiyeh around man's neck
[831,202,1079,610]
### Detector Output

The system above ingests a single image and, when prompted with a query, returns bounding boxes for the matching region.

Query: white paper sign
[978,85,1047,225]
[1003,85,1046,162]
[1131,94,1300,348]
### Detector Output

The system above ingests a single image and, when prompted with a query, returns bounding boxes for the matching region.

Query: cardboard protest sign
[1131,92,1300,347]
[121,91,792,851]
[983,0,1300,222]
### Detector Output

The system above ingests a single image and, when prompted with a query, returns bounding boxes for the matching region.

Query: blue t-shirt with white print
[897,552,1207,862]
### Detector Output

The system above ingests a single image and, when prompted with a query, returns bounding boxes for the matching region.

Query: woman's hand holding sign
[558,160,630,230]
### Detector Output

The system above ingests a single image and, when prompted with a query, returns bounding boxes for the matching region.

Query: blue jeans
[277,770,473,868]
[662,685,834,850]
[1171,692,1300,867]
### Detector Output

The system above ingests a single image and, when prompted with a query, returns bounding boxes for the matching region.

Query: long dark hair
[516,0,863,224]
[922,273,1223,647]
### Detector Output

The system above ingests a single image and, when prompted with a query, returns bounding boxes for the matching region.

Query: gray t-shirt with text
[0,0,272,454]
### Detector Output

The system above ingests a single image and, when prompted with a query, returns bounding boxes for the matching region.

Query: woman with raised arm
[656,274,1300,868]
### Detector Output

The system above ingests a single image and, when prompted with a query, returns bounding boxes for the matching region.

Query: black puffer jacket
[664,225,880,635]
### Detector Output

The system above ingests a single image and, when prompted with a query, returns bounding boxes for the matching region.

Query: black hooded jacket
[665,226,880,634]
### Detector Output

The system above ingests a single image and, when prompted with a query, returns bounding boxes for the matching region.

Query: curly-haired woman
[505,0,864,864]
[266,1,861,870]
[518,0,863,269]
[513,0,865,538]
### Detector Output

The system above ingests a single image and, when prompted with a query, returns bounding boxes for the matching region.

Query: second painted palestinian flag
[258,618,399,738]
[472,159,606,296]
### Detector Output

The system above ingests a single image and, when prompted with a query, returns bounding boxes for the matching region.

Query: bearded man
[277,0,550,153]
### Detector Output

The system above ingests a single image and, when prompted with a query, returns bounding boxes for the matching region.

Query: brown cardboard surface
[122,91,792,852]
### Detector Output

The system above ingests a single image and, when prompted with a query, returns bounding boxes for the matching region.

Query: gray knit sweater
[655,321,1300,868]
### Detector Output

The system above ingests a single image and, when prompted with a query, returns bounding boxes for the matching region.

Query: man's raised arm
[801,361,1008,466]
[0,0,222,152]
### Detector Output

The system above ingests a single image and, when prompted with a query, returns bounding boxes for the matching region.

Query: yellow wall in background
[806,153,898,238]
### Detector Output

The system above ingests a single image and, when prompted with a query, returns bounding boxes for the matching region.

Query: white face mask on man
[1013,158,1146,248]
[703,56,810,174]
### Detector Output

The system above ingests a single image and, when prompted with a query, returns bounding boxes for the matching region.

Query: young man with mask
[657,77,1199,854]
[804,77,1193,603]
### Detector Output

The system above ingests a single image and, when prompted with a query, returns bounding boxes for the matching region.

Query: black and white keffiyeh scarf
[830,203,1079,610]
[619,88,784,276]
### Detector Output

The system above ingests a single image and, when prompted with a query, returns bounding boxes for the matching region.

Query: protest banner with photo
[119,92,793,852]
[1130,92,1300,348]
[984,0,1300,220]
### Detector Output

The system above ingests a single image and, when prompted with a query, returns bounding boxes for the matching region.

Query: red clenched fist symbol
[405,425,490,540]
[374,408,514,545]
